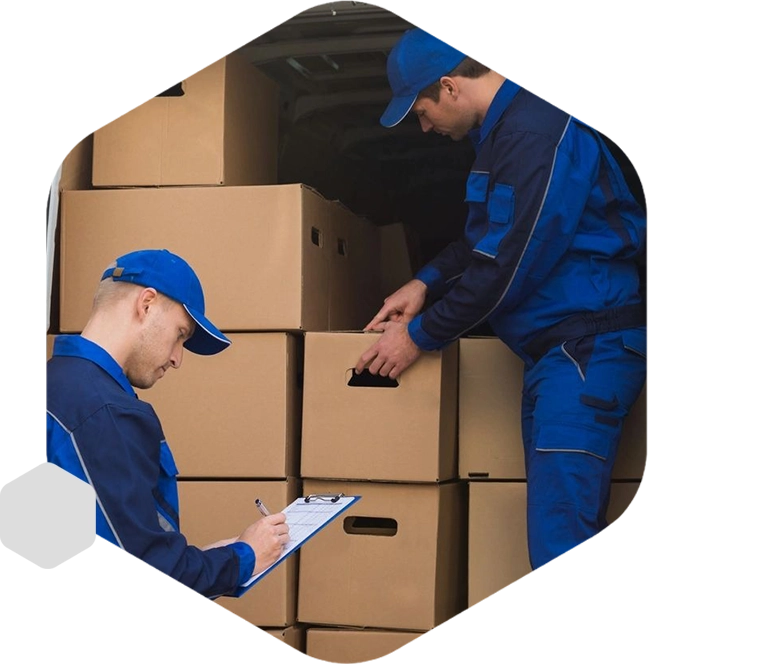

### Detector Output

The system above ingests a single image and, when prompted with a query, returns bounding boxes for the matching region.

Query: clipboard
[231,493,361,597]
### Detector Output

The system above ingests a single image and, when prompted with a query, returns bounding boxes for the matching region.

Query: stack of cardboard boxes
[47,48,647,664]
[459,338,646,606]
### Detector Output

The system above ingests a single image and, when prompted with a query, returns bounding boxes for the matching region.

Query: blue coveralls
[46,335,257,597]
[407,80,646,568]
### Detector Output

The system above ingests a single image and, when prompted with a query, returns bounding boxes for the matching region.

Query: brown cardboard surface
[467,480,641,607]
[458,337,646,480]
[301,332,459,482]
[606,480,641,523]
[265,626,306,653]
[306,628,423,663]
[177,479,299,627]
[616,382,647,479]
[328,206,382,331]
[467,481,530,607]
[379,223,414,297]
[136,333,302,479]
[92,51,278,187]
[458,338,524,479]
[59,184,378,333]
[59,134,93,192]
[298,479,466,631]
[49,135,94,333]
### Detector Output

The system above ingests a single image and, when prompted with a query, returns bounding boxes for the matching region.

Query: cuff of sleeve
[414,265,445,298]
[228,541,256,588]
[407,316,446,351]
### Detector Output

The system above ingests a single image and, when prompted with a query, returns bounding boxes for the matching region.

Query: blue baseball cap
[101,249,231,356]
[380,28,467,128]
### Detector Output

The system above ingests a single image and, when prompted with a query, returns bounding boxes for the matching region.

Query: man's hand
[364,279,428,330]
[355,320,421,379]
[237,512,290,575]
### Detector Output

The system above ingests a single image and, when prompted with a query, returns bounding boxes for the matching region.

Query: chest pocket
[465,171,516,258]
[154,441,180,532]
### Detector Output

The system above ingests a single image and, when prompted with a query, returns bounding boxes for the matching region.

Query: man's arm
[64,404,274,597]
[408,125,598,350]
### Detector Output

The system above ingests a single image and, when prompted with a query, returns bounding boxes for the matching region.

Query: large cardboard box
[301,332,459,482]
[265,626,306,654]
[177,479,299,627]
[458,337,524,479]
[136,333,302,479]
[298,479,466,631]
[467,480,640,607]
[48,134,94,333]
[458,337,646,480]
[467,481,530,607]
[379,222,414,297]
[92,51,278,187]
[306,628,423,663]
[59,184,380,333]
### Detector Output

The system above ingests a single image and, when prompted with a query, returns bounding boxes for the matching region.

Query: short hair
[417,57,491,102]
[91,278,171,313]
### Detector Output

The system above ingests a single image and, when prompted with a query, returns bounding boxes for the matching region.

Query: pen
[255,498,271,517]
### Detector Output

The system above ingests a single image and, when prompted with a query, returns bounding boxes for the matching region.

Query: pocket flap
[621,327,646,358]
[159,440,179,477]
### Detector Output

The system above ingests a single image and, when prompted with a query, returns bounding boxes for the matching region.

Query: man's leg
[521,330,646,569]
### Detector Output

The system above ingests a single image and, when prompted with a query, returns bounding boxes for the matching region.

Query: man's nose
[419,116,433,133]
[170,343,184,369]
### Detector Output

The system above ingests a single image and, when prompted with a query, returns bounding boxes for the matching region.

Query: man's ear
[136,287,159,320]
[439,76,458,100]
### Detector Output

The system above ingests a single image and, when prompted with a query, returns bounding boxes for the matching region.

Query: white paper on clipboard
[234,493,360,596]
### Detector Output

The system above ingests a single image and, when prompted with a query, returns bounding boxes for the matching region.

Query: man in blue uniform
[356,28,646,569]
[47,248,289,598]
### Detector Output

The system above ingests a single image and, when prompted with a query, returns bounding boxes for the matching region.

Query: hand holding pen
[234,498,290,575]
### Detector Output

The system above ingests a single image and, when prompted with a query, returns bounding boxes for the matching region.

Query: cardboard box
[59,184,380,333]
[458,337,646,480]
[616,382,647,479]
[458,337,524,479]
[265,626,306,654]
[467,480,640,607]
[328,205,382,333]
[48,134,94,333]
[467,481,530,607]
[177,479,299,627]
[306,628,423,663]
[298,479,466,631]
[379,223,414,297]
[301,332,459,482]
[92,51,278,187]
[136,333,302,479]
[606,480,640,523]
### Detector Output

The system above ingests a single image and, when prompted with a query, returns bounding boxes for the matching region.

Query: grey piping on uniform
[561,341,586,382]
[452,116,573,343]
[47,410,126,550]
[534,447,608,461]
[444,272,464,284]
[157,512,176,533]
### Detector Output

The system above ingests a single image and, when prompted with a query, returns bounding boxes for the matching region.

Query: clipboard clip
[304,492,345,503]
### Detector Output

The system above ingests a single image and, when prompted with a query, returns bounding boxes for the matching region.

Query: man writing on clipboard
[47,249,290,598]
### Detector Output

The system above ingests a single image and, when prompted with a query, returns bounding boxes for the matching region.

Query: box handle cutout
[337,238,348,256]
[311,227,323,247]
[156,82,185,97]
[343,516,398,537]
[347,368,398,388]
